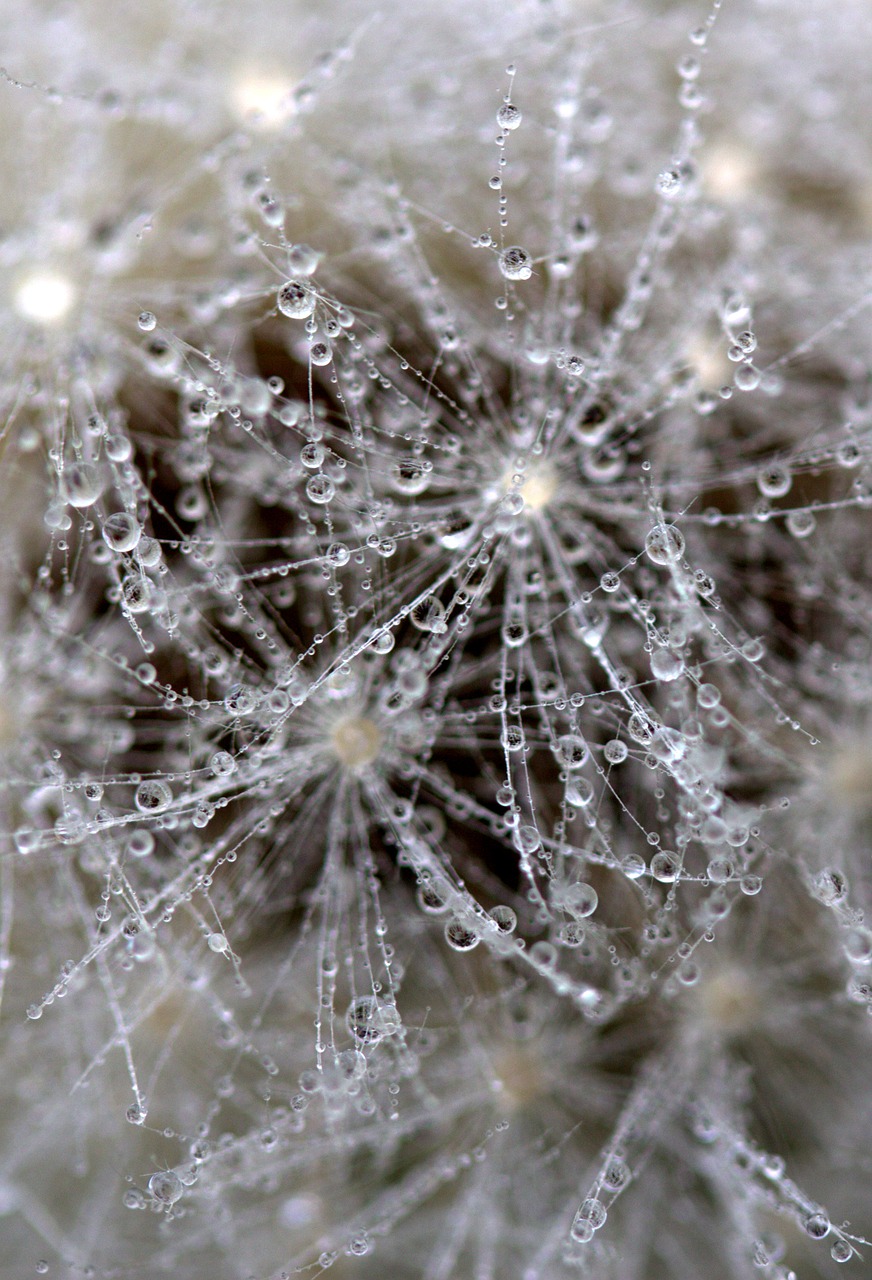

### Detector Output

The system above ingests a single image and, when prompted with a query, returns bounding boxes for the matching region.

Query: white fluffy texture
[1,2,872,1279]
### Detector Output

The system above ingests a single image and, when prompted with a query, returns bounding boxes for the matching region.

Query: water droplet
[657,168,683,197]
[122,576,153,614]
[306,474,335,504]
[134,781,172,814]
[645,523,685,565]
[515,825,541,855]
[417,879,451,914]
[804,1213,830,1240]
[564,882,598,918]
[300,441,325,469]
[148,1171,182,1205]
[137,310,156,332]
[310,341,332,366]
[371,629,395,654]
[102,512,142,553]
[489,904,517,933]
[277,280,316,318]
[555,734,589,770]
[127,830,155,858]
[813,868,848,906]
[210,750,236,777]
[566,777,594,808]
[346,995,386,1044]
[62,463,104,508]
[734,363,760,392]
[410,595,446,633]
[603,1156,629,1190]
[756,465,791,498]
[786,509,816,539]
[502,618,527,648]
[651,851,681,882]
[444,918,479,951]
[622,853,646,879]
[287,243,321,276]
[650,649,684,682]
[136,536,162,567]
[497,102,522,130]
[391,457,431,494]
[571,1198,607,1242]
[499,245,532,281]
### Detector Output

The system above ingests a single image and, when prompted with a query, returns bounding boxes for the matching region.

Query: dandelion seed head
[693,963,762,1037]
[502,461,558,513]
[230,68,297,127]
[329,714,383,770]
[13,269,75,324]
[700,138,762,203]
[492,1045,546,1113]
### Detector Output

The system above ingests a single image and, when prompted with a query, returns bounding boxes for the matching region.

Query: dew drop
[734,363,760,392]
[756,465,791,498]
[804,1213,830,1240]
[650,649,684,682]
[645,523,685,565]
[499,245,533,281]
[410,595,446,633]
[564,882,598,918]
[102,513,142,553]
[444,919,479,951]
[134,780,172,814]
[277,280,316,319]
[306,474,335,505]
[148,1171,182,1205]
[786,509,816,539]
[391,457,431,494]
[62,463,105,508]
[555,734,589,770]
[571,1198,607,1242]
[309,341,332,366]
[650,850,681,882]
[497,102,522,130]
[489,904,517,933]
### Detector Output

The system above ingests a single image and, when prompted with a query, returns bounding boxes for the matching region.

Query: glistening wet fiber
[1,1,872,1277]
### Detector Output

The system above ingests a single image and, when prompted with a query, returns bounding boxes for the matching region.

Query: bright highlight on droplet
[230,70,295,127]
[330,715,382,769]
[14,270,76,324]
